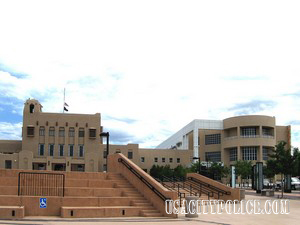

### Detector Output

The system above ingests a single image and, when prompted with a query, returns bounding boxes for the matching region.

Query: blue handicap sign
[40,198,47,208]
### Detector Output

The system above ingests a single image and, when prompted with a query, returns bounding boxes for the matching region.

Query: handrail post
[190,184,192,195]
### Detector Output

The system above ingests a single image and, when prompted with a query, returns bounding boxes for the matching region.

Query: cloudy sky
[0,0,300,148]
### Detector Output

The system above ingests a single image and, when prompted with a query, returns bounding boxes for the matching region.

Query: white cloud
[0,1,300,147]
[0,122,22,140]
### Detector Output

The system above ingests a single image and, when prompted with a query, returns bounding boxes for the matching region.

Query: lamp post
[100,132,109,172]
[193,157,201,174]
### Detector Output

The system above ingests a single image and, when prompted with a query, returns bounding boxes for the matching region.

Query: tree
[208,162,230,181]
[173,165,188,178]
[267,141,299,197]
[234,160,252,187]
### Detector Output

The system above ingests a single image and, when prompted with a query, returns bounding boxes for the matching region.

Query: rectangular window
[162,157,165,163]
[59,127,65,137]
[169,158,173,163]
[69,127,75,137]
[116,150,121,153]
[103,150,107,158]
[154,157,158,163]
[89,128,96,138]
[59,144,64,156]
[27,126,34,136]
[262,127,273,137]
[205,134,221,145]
[79,128,85,137]
[69,145,74,157]
[241,127,257,137]
[49,127,55,136]
[263,147,269,160]
[5,160,12,169]
[49,144,54,156]
[205,151,221,162]
[177,158,181,163]
[141,157,145,162]
[79,145,84,157]
[39,144,45,156]
[229,148,237,161]
[242,146,257,160]
[39,127,45,136]
[128,151,133,159]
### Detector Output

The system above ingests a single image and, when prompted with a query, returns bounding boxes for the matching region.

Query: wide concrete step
[140,209,162,217]
[61,206,155,218]
[65,188,124,197]
[0,186,18,195]
[0,206,24,219]
[0,177,18,186]
[0,195,146,207]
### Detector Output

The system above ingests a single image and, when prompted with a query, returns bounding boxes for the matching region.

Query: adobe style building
[0,99,291,172]
[157,116,291,167]
[0,99,193,172]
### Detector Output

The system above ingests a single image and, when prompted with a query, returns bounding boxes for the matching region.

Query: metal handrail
[118,158,170,202]
[187,177,231,196]
[18,172,65,197]
[162,175,212,198]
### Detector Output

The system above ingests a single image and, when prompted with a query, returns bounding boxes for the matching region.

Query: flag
[64,102,69,107]
[64,107,69,112]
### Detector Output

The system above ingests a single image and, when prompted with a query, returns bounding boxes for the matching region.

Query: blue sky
[0,0,300,148]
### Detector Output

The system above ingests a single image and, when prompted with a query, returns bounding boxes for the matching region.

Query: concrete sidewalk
[0,194,299,225]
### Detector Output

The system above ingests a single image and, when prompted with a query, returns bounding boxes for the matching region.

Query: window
[59,144,64,156]
[49,144,54,156]
[79,145,84,157]
[59,127,65,137]
[169,158,173,163]
[116,150,121,153]
[205,134,221,145]
[39,127,45,136]
[154,157,158,163]
[141,157,145,162]
[69,145,74,157]
[263,147,269,160]
[69,127,75,137]
[162,157,165,163]
[79,128,85,137]
[5,160,12,169]
[39,144,45,156]
[49,127,55,136]
[103,151,107,158]
[177,158,181,163]
[242,146,257,160]
[262,127,273,137]
[241,127,257,137]
[205,152,221,162]
[229,148,237,161]
[27,126,34,136]
[128,151,133,159]
[89,128,96,138]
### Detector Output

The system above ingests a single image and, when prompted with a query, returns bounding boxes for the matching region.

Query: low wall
[187,173,242,201]
[107,153,178,218]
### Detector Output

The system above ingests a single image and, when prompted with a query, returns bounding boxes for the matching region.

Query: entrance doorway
[52,163,66,171]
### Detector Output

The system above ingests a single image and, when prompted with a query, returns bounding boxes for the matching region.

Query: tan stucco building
[157,116,291,167]
[0,99,192,173]
[0,99,291,173]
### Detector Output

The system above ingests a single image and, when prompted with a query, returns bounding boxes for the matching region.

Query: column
[193,129,199,159]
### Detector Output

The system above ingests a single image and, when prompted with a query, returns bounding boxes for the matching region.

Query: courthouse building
[0,99,291,172]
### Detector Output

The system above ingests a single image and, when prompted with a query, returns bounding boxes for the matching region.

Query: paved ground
[0,191,300,225]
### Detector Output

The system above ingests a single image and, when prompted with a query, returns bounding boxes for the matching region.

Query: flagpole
[63,88,65,113]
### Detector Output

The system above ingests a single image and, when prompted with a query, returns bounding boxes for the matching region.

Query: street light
[193,157,201,174]
[100,132,109,172]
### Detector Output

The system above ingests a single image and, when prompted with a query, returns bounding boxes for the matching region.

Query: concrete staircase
[0,169,163,219]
